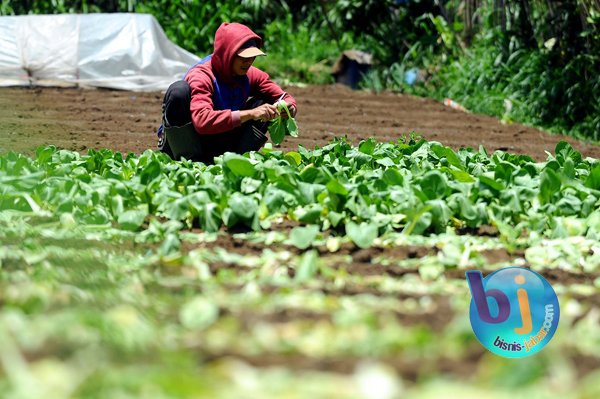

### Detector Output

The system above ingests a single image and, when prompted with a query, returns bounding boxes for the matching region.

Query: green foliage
[1,140,598,239]
[1,0,128,14]
[323,0,443,66]
[135,0,252,55]
[268,100,298,145]
[412,32,600,141]
[254,13,354,85]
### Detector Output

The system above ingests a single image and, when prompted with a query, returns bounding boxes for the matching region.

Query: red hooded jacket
[184,22,297,135]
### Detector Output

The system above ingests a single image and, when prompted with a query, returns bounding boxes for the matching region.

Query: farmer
[157,22,297,163]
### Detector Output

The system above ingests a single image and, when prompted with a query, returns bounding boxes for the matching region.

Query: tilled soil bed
[1,84,598,160]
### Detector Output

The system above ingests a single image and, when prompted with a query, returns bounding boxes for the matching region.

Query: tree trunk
[464,0,473,45]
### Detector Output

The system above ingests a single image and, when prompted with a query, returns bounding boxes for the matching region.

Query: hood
[212,22,263,82]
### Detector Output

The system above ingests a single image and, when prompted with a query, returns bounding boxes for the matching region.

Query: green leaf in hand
[268,100,299,144]
[269,117,286,145]
[286,117,298,137]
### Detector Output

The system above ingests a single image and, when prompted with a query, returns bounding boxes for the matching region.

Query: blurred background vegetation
[1,0,599,141]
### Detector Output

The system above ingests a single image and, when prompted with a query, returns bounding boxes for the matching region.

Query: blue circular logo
[466,267,560,358]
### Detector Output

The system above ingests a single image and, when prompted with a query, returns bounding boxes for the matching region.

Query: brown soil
[200,347,487,382]
[199,344,600,382]
[1,85,598,160]
[226,295,455,331]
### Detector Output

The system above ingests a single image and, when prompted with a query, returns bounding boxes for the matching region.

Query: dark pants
[158,80,268,164]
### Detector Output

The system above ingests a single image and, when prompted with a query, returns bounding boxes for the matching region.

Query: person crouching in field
[157,22,297,164]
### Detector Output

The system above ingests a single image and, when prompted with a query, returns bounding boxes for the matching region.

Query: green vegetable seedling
[268,99,298,145]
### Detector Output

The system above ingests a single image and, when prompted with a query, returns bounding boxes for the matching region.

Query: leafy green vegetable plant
[268,100,298,145]
[1,140,598,243]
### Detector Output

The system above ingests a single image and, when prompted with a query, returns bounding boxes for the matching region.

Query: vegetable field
[1,86,599,398]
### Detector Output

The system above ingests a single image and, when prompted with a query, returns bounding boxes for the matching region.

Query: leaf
[140,160,161,184]
[160,233,181,255]
[286,117,299,137]
[376,157,395,167]
[224,153,256,177]
[289,225,320,249]
[240,177,262,194]
[408,212,433,235]
[277,99,293,118]
[327,211,345,227]
[494,161,517,184]
[59,213,77,228]
[84,208,112,225]
[446,168,475,183]
[431,144,464,170]
[35,146,56,164]
[479,175,505,192]
[228,193,257,220]
[263,186,289,214]
[457,196,479,223]
[555,141,582,166]
[268,118,286,145]
[539,168,561,204]
[382,168,403,186]
[562,157,575,179]
[299,164,319,182]
[555,195,581,216]
[118,208,148,231]
[419,170,449,199]
[293,204,323,224]
[426,199,451,232]
[358,139,376,155]
[284,151,302,166]
[298,182,322,203]
[585,164,600,190]
[403,205,433,235]
[179,296,219,330]
[199,203,221,232]
[295,250,319,282]
[163,196,191,221]
[326,179,349,196]
[270,101,299,144]
[346,221,378,249]
[582,194,598,217]
[111,195,124,217]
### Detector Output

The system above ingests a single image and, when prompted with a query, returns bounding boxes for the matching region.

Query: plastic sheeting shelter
[0,13,200,91]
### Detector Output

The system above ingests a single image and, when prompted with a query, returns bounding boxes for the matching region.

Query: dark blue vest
[185,55,250,111]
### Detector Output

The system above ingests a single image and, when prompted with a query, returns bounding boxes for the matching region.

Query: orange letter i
[514,275,532,335]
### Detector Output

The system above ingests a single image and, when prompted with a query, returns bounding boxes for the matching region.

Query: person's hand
[275,100,296,118]
[252,103,279,122]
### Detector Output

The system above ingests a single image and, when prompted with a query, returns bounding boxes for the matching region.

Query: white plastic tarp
[0,13,200,91]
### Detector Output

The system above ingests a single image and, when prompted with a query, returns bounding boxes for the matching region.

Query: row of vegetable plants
[1,197,599,398]
[1,139,598,248]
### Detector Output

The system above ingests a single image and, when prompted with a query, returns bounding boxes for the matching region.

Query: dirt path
[0,84,598,160]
